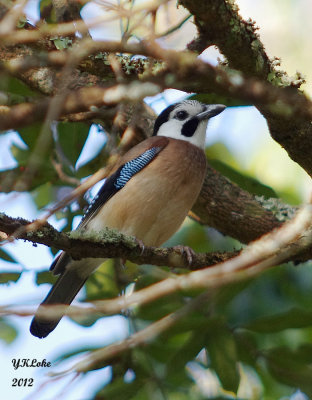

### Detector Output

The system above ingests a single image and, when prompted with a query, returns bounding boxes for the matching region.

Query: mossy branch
[0,213,237,270]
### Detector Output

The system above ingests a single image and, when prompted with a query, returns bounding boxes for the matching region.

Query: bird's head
[153,100,226,149]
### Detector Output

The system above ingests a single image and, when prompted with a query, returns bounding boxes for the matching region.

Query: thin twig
[0,0,169,43]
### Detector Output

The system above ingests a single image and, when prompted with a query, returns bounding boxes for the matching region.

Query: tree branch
[2,201,312,376]
[193,166,283,243]
[2,1,312,181]
[178,0,312,177]
[180,0,272,78]
[2,47,312,129]
[0,213,237,270]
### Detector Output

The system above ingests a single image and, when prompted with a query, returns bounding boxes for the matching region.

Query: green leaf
[95,377,143,400]
[75,149,108,179]
[136,293,183,322]
[0,248,18,264]
[53,345,101,363]
[0,319,18,343]
[188,93,250,107]
[0,75,37,97]
[39,0,56,23]
[166,330,209,377]
[69,313,102,327]
[8,133,57,191]
[167,309,214,336]
[211,280,252,310]
[10,143,30,165]
[0,272,21,283]
[233,330,258,367]
[16,16,27,29]
[57,122,90,167]
[146,331,191,366]
[244,308,312,333]
[205,318,240,394]
[32,182,54,209]
[84,260,119,301]
[0,165,57,193]
[265,346,312,396]
[18,123,42,150]
[52,37,72,51]
[35,270,56,285]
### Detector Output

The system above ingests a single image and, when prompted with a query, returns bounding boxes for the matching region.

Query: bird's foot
[135,238,145,256]
[121,238,145,265]
[173,245,195,266]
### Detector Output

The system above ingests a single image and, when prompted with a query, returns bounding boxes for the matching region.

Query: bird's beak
[197,104,226,120]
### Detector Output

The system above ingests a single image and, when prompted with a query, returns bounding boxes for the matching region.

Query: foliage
[1,0,312,399]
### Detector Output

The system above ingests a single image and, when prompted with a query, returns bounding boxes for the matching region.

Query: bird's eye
[175,110,188,120]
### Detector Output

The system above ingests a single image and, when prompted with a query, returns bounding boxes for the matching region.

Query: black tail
[30,269,87,338]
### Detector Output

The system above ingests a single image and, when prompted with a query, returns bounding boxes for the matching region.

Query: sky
[1,0,312,399]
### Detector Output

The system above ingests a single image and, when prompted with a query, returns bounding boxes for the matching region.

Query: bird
[30,100,226,338]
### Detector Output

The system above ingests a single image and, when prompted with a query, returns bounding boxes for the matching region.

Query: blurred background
[1,0,312,399]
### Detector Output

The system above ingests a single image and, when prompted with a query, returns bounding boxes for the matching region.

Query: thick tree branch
[2,49,312,127]
[180,0,272,78]
[3,45,312,188]
[178,0,312,178]
[193,166,282,243]
[0,81,161,131]
[0,213,237,270]
[0,196,310,271]
[2,1,312,181]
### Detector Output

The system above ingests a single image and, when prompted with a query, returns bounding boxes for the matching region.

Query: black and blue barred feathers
[114,147,161,189]
[79,146,162,227]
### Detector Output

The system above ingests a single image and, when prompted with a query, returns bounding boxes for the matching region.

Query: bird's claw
[135,238,145,256]
[173,245,195,266]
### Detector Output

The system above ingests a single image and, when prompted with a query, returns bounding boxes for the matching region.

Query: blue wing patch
[114,147,161,189]
[78,145,163,227]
